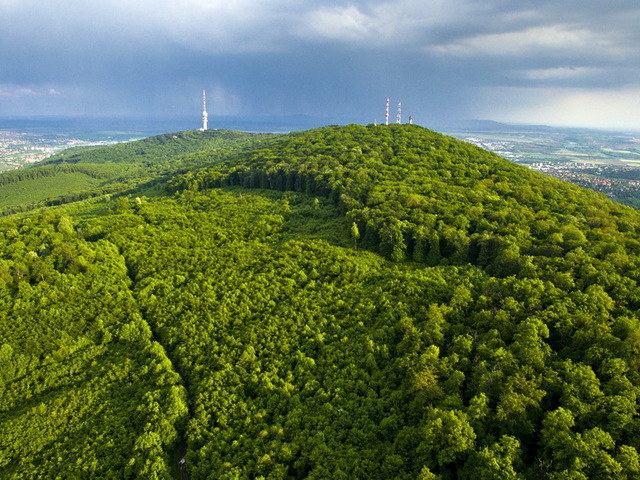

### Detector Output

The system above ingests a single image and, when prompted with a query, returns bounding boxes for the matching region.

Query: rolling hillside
[0,129,274,214]
[2,124,640,479]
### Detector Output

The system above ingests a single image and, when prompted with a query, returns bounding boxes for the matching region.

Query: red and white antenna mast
[397,102,402,124]
[385,98,389,126]
[201,90,208,131]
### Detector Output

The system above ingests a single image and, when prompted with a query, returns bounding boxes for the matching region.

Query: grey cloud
[1,0,640,129]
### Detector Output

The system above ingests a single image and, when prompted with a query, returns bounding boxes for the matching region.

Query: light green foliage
[460,436,523,479]
[1,124,640,478]
[351,221,360,250]
[418,408,476,466]
[0,129,273,214]
[0,171,101,209]
[0,212,187,478]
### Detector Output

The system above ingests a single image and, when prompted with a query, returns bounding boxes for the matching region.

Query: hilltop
[2,124,640,479]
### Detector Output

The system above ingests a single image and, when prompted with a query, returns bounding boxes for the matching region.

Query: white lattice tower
[201,90,208,131]
[385,98,389,126]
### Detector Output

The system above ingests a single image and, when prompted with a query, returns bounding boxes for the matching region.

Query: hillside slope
[2,124,640,479]
[175,124,640,274]
[0,129,273,214]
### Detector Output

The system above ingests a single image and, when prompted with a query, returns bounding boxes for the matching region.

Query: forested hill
[174,124,639,273]
[2,124,640,479]
[0,129,273,213]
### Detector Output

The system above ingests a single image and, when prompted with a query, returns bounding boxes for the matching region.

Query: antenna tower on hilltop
[201,90,208,131]
[397,102,402,124]
[385,98,390,126]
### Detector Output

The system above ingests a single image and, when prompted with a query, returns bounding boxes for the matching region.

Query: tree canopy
[2,124,640,478]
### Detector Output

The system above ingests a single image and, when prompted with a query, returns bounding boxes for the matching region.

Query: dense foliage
[172,125,640,269]
[2,124,640,478]
[0,129,272,213]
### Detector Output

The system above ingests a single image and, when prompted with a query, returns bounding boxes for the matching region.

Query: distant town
[0,130,127,172]
[449,128,640,208]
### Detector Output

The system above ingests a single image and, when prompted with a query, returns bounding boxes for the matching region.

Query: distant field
[446,128,640,166]
[0,172,100,208]
[443,126,640,208]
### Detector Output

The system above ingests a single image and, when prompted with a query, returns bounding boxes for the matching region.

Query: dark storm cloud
[1,0,640,129]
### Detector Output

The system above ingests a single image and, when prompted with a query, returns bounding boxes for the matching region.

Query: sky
[1,0,640,131]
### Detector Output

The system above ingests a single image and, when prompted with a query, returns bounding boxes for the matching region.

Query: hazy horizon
[2,114,640,138]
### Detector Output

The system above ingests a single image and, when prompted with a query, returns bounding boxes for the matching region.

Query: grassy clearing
[0,172,100,208]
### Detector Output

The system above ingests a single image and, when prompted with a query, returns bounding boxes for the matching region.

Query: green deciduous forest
[2,124,640,478]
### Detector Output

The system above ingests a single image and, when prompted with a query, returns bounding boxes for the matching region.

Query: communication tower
[201,90,208,131]
[385,98,390,126]
[397,102,402,124]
